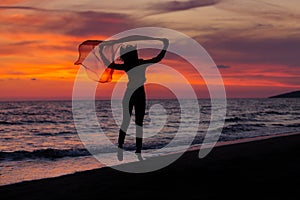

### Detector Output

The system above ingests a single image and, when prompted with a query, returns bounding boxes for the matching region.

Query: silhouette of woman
[99,36,169,159]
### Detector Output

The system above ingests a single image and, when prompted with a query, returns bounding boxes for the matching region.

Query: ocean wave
[271,124,285,127]
[271,123,300,128]
[239,111,292,118]
[286,124,300,128]
[225,117,248,122]
[0,148,91,161]
[0,143,174,161]
[262,111,290,115]
[222,123,266,133]
[0,120,70,125]
[20,120,62,124]
[34,131,76,136]
[0,121,23,125]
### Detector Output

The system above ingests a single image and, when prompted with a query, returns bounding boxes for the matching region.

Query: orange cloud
[0,0,27,5]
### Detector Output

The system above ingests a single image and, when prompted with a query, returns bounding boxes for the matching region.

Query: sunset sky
[1,0,300,100]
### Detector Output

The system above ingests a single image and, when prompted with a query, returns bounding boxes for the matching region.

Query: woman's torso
[124,59,148,88]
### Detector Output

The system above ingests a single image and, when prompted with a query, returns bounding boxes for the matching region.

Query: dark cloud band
[149,0,221,12]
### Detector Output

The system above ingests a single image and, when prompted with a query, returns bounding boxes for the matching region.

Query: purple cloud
[201,34,300,67]
[65,11,133,37]
[0,6,134,37]
[0,6,46,11]
[149,0,221,12]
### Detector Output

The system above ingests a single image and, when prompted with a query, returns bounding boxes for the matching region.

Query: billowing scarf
[74,35,164,83]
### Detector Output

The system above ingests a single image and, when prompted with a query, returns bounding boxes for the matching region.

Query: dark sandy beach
[1,133,300,199]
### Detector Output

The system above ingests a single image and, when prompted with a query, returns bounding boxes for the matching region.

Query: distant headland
[269,91,300,98]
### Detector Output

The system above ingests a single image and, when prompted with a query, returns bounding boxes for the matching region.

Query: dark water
[0,99,299,185]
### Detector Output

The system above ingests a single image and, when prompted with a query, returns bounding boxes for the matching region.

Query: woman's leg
[134,87,146,153]
[118,89,134,148]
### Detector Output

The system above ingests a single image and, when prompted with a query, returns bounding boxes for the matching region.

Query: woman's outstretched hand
[163,38,169,45]
[157,38,169,50]
[159,38,169,43]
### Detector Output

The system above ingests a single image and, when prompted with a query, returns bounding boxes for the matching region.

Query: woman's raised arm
[142,38,169,64]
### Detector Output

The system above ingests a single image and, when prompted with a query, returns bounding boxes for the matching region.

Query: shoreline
[190,131,300,150]
[1,132,300,199]
[1,131,299,187]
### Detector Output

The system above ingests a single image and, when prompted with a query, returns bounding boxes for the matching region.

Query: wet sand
[1,133,300,199]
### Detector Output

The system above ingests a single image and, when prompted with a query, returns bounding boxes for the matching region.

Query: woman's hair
[120,44,138,62]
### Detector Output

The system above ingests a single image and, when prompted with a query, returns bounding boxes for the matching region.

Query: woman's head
[120,44,138,64]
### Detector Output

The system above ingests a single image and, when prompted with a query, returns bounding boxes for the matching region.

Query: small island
[269,91,300,98]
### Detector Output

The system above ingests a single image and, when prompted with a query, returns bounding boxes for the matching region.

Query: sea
[0,98,300,185]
